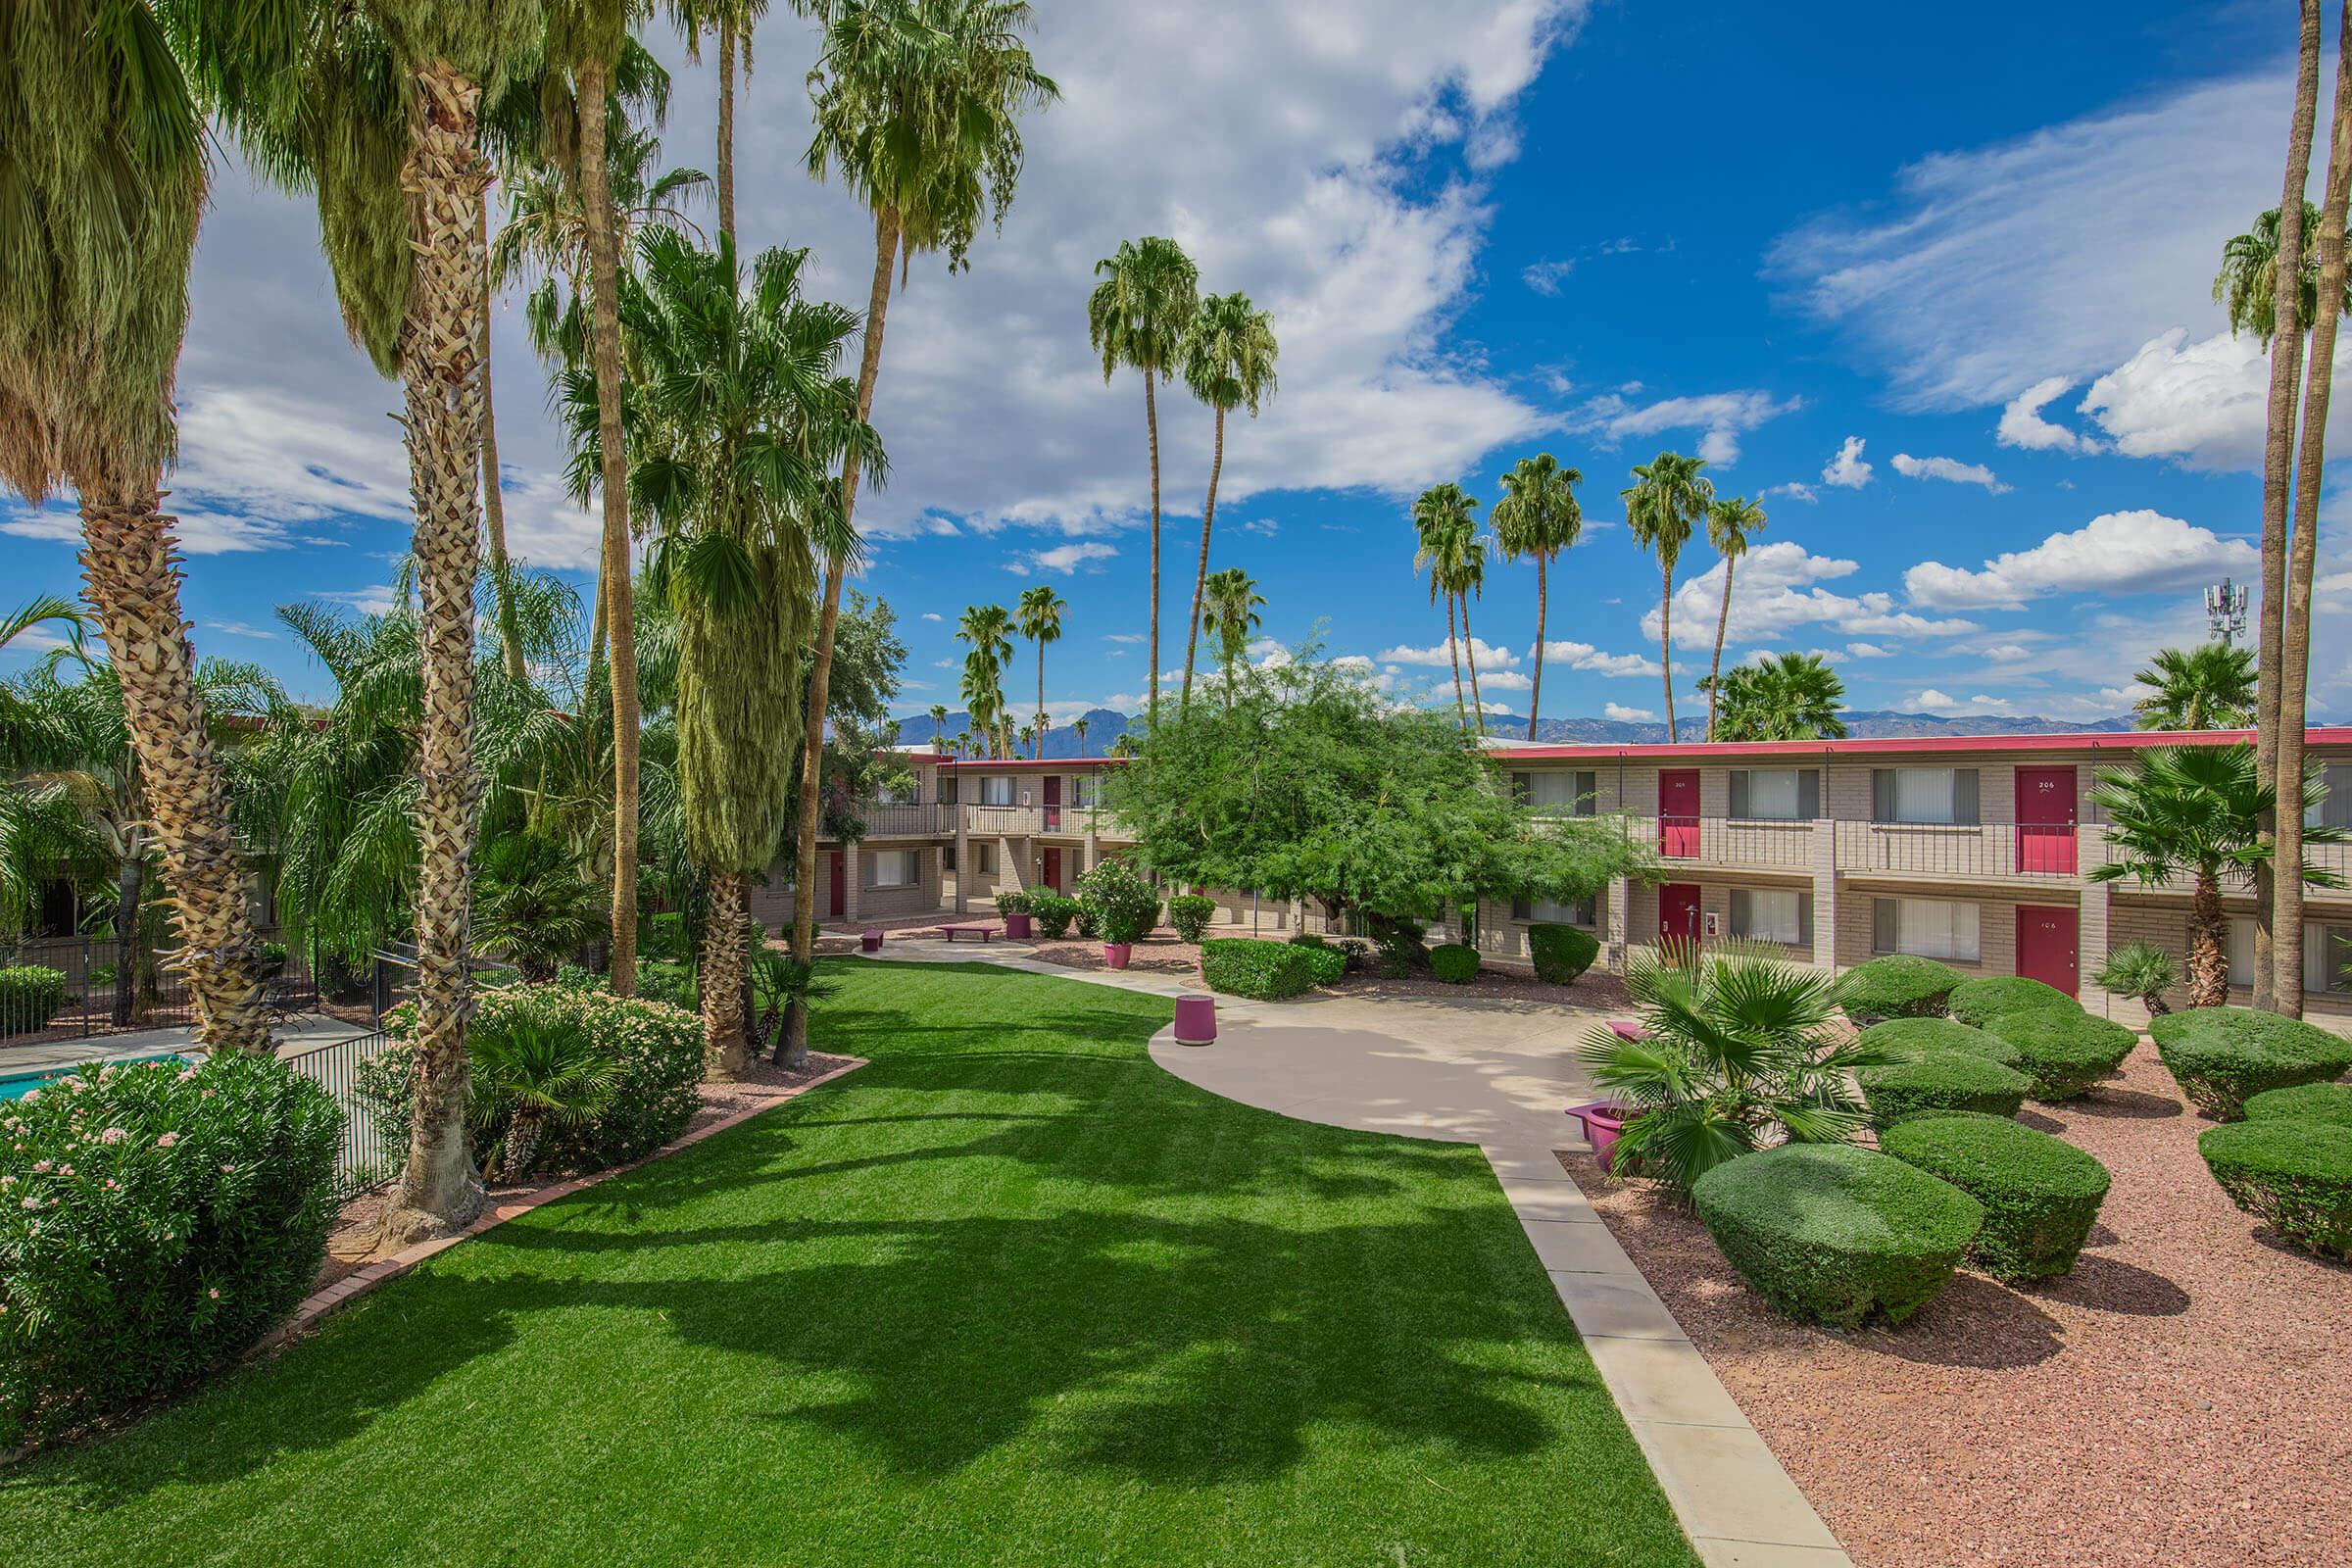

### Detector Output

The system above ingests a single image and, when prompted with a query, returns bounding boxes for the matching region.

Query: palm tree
[2132,643,2257,730]
[956,604,1014,758]
[1073,714,1090,758]
[0,4,282,1057]
[1701,495,1767,742]
[1177,293,1279,710]
[928,702,952,752]
[1200,567,1265,704]
[1410,483,1480,727]
[468,1014,619,1182]
[2216,201,2352,344]
[1705,653,1848,743]
[472,829,606,983]
[1088,236,1200,723]
[1015,584,1066,757]
[2091,744,2342,1007]
[622,232,875,1077]
[666,0,779,243]
[1623,451,1712,744]
[788,0,1058,1058]
[1017,721,1037,757]
[1491,455,1582,741]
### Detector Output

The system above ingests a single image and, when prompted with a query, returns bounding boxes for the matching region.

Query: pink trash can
[1174,993,1217,1047]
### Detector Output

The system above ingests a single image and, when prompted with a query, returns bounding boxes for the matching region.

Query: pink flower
[176,1067,197,1082]
[100,1127,126,1145]
[207,1288,220,1299]
[103,1179,117,1191]
[30,1160,52,1174]
[19,1199,35,1211]
[21,1091,37,1103]
[156,1132,178,1148]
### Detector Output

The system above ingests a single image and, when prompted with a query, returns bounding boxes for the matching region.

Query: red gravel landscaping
[1566,1043,2352,1568]
[1019,927,1637,1009]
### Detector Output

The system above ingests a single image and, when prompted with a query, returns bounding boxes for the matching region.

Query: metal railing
[1833,820,2082,881]
[1643,815,1818,870]
[858,803,956,838]
[282,1027,402,1200]
[0,930,320,1044]
[960,804,1044,836]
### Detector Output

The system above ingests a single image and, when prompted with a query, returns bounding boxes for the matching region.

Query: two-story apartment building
[756,728,2352,1027]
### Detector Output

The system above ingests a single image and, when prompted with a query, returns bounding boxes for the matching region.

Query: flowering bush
[0,1053,341,1446]
[359,983,704,1177]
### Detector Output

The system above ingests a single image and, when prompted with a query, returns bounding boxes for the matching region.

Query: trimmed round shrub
[0,1053,341,1446]
[1858,1051,2031,1128]
[992,889,1032,920]
[1879,1113,2111,1281]
[1690,1144,1983,1327]
[363,984,704,1173]
[1857,1016,2024,1069]
[1027,892,1082,940]
[1430,944,1481,985]
[1075,858,1161,947]
[2149,1005,2352,1119]
[1982,1007,2138,1102]
[1200,938,1325,1000]
[2198,1118,2352,1259]
[1946,975,2078,1027]
[2244,1082,2352,1129]
[1836,955,1963,1025]
[1164,894,1218,945]
[0,964,68,1037]
[1529,923,1600,985]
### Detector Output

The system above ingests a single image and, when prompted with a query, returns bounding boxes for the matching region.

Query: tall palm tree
[1015,584,1066,758]
[0,4,282,1057]
[1410,483,1479,727]
[1200,567,1265,704]
[1705,653,1847,743]
[1623,451,1712,745]
[621,231,875,1076]
[1072,714,1090,758]
[1490,454,1582,741]
[788,0,1057,1057]
[2091,745,2341,1007]
[956,604,1013,758]
[1088,235,1200,723]
[1453,530,1491,730]
[1177,292,1279,710]
[1702,494,1767,742]
[2132,644,2258,730]
[2216,201,2352,344]
[666,0,779,244]
[928,702,951,752]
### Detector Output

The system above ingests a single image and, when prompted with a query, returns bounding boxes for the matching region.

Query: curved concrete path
[871,937,1852,1568]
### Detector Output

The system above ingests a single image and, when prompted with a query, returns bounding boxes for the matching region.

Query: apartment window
[1872,767,1980,825]
[942,843,956,871]
[1731,888,1812,947]
[1069,774,1097,808]
[866,849,918,890]
[975,843,997,874]
[1730,767,1819,821]
[1512,894,1598,925]
[873,780,912,807]
[2309,762,2352,830]
[1873,897,1981,961]
[1512,769,1597,816]
[979,775,1015,808]
[2226,916,2351,993]
[2229,916,2254,988]
[936,773,958,806]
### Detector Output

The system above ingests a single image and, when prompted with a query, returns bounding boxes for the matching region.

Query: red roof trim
[934,757,1122,770]
[1491,727,2352,762]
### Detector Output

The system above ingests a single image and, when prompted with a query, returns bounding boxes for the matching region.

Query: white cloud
[2077,327,2352,472]
[1995,375,2092,452]
[1889,452,2009,493]
[1844,641,1893,659]
[1377,635,1520,668]
[1642,538,1979,651]
[317,585,400,616]
[1474,668,1533,692]
[1522,258,1575,294]
[1603,702,1655,722]
[1762,481,1818,503]
[1982,643,2033,662]
[1906,689,2014,716]
[920,612,944,622]
[1903,509,2257,611]
[1821,436,1872,489]
[1009,541,1119,575]
[203,620,277,640]
[1103,631,1146,643]
[1538,640,1660,677]
[1580,389,1802,469]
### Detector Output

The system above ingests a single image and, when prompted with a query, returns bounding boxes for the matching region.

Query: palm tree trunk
[580,59,641,1001]
[1146,372,1163,725]
[2254,0,2324,1014]
[1461,595,1486,735]
[1182,406,1224,710]
[1528,554,1547,741]
[2275,7,2352,1020]
[75,489,270,1054]
[784,207,899,1069]
[1444,595,1465,726]
[1659,564,1678,744]
[1707,556,1736,743]
[475,186,527,685]
[716,13,738,246]
[1035,644,1046,759]
[108,837,143,1029]
[703,868,750,1079]
[2188,871,2229,1008]
[380,60,493,1248]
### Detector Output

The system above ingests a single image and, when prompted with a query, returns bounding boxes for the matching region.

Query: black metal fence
[283,1027,402,1200]
[0,931,323,1044]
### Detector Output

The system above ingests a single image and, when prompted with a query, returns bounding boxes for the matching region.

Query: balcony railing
[1834,821,2082,882]
[858,803,956,838]
[1642,815,1817,870]
[960,804,1044,836]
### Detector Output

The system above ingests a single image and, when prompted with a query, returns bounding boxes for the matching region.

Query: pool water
[0,1053,188,1101]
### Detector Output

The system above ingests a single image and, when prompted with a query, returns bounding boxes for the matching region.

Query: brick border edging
[253,1056,869,1356]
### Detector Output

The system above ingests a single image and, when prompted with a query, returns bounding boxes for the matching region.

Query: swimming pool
[0,1053,188,1101]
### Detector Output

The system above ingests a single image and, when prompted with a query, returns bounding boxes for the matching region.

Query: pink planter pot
[1173,992,1216,1046]
[1004,912,1033,939]
[1102,942,1133,969]
[1566,1101,1641,1174]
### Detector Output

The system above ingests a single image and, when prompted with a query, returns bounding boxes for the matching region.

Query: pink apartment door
[1658,884,1702,949]
[1658,769,1700,858]
[1043,773,1061,831]
[2016,765,2078,874]
[2016,904,2079,997]
[1041,847,1062,893]
[826,852,846,919]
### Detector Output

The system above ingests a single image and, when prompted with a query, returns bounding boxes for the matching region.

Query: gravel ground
[1020,929,1636,1011]
[1566,1043,2352,1568]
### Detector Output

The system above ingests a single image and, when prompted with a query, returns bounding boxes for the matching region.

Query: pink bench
[1608,1019,1651,1042]
[938,922,1002,944]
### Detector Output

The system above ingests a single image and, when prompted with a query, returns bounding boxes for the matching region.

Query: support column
[2078,822,2111,1014]
[841,844,860,923]
[954,820,971,914]
[1808,816,1838,975]
[1605,875,1631,972]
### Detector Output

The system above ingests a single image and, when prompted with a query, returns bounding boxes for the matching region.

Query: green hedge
[1856,1016,2024,1069]
[1858,1051,2031,1128]
[1946,975,2078,1027]
[1027,892,1082,940]
[2198,1118,2352,1260]
[1164,895,1218,944]
[1529,923,1600,985]
[0,964,68,1037]
[1984,1007,2140,1102]
[1878,1113,2111,1281]
[2148,1005,2352,1119]
[1429,944,1480,984]
[2244,1082,2352,1129]
[1199,938,1326,1000]
[1690,1144,1983,1328]
[1836,955,1963,1024]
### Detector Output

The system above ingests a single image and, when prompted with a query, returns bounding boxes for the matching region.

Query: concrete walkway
[1,1012,375,1075]
[873,936,1851,1568]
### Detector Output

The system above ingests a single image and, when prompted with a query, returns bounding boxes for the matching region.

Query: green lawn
[0,960,1696,1567]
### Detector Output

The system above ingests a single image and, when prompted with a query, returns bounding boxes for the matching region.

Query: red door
[1659,769,1700,858]
[1043,773,1061,832]
[1041,847,1062,893]
[2016,904,2079,997]
[826,852,846,919]
[2016,766,2078,874]
[1658,884,1701,949]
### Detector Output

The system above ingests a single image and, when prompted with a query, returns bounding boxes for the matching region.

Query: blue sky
[4,0,2341,728]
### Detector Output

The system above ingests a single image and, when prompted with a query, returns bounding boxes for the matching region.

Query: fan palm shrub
[469,1014,620,1180]
[2094,941,2179,1017]
[472,830,606,983]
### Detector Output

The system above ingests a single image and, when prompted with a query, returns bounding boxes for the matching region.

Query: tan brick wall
[1833,885,2025,979]
[2097,894,2352,1032]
